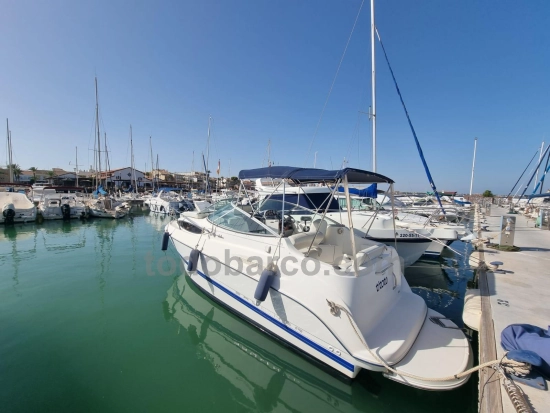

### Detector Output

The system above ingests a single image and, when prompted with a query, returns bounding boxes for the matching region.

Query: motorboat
[0,190,37,224]
[38,188,87,220]
[334,192,467,259]
[164,166,472,390]
[146,188,188,215]
[256,181,458,266]
[31,181,52,204]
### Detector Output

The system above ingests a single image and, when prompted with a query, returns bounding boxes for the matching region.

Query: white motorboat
[334,193,466,259]
[256,182,457,266]
[164,166,472,390]
[0,191,37,224]
[38,188,87,220]
[31,181,52,204]
[147,188,188,215]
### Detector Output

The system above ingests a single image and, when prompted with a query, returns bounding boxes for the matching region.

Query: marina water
[1,215,477,412]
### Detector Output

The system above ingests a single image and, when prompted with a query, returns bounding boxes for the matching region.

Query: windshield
[206,200,275,236]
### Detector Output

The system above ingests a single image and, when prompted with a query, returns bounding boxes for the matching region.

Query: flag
[216,159,220,176]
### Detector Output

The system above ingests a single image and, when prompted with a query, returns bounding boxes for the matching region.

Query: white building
[101,167,152,188]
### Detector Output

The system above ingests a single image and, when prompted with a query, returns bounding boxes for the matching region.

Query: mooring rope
[326,299,530,383]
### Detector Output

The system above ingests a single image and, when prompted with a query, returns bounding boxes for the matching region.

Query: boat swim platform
[469,204,550,413]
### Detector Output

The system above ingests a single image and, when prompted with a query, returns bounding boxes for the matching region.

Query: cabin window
[178,220,202,234]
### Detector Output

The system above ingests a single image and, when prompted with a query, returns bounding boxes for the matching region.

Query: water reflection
[39,221,86,253]
[143,212,173,232]
[405,241,474,325]
[165,275,449,412]
[0,224,38,296]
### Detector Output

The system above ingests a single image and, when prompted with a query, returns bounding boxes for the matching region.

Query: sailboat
[86,78,129,219]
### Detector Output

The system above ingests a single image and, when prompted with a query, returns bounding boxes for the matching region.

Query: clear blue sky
[1,0,549,194]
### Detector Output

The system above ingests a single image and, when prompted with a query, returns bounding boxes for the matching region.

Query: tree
[482,190,494,197]
[226,176,240,189]
[8,164,21,181]
[29,167,38,181]
[47,170,55,184]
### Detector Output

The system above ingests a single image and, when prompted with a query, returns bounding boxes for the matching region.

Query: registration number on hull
[376,277,388,292]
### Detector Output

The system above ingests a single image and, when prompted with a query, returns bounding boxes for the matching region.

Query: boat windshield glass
[207,200,275,236]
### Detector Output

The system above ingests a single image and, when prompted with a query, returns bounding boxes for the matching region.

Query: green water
[0,215,477,412]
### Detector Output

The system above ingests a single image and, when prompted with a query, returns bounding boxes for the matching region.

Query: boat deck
[474,205,550,413]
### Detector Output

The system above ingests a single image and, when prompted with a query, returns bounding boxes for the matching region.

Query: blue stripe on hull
[179,255,356,373]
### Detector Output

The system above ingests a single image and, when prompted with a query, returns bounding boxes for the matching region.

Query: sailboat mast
[6,119,13,182]
[206,117,211,179]
[156,154,159,190]
[75,146,79,187]
[104,132,111,183]
[534,141,545,189]
[469,138,477,197]
[95,77,102,189]
[149,136,154,191]
[371,0,377,172]
[130,125,136,192]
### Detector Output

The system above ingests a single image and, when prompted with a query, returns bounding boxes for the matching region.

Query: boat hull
[170,237,362,378]
[367,237,431,267]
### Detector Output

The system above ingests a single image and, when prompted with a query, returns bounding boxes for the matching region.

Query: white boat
[1,191,37,224]
[38,188,87,220]
[147,188,189,215]
[164,166,472,390]
[31,181,52,204]
[255,181,456,266]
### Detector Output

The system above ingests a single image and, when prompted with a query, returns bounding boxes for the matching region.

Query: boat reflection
[38,221,86,253]
[0,224,38,296]
[164,274,391,413]
[144,211,173,232]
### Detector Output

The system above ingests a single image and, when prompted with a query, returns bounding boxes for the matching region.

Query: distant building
[99,167,152,189]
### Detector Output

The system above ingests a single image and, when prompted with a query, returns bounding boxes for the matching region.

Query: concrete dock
[472,204,550,413]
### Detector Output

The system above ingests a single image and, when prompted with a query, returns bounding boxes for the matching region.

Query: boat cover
[93,185,108,196]
[238,166,394,184]
[501,324,550,377]
[336,183,377,198]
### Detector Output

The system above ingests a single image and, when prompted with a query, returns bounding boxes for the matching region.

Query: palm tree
[29,167,38,181]
[47,170,55,184]
[8,164,21,182]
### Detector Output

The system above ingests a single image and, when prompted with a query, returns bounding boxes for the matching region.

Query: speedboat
[147,188,188,215]
[0,191,37,224]
[164,166,472,390]
[38,188,87,220]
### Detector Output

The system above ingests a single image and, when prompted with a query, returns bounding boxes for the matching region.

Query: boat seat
[312,218,328,234]
[288,231,324,253]
[355,244,386,266]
